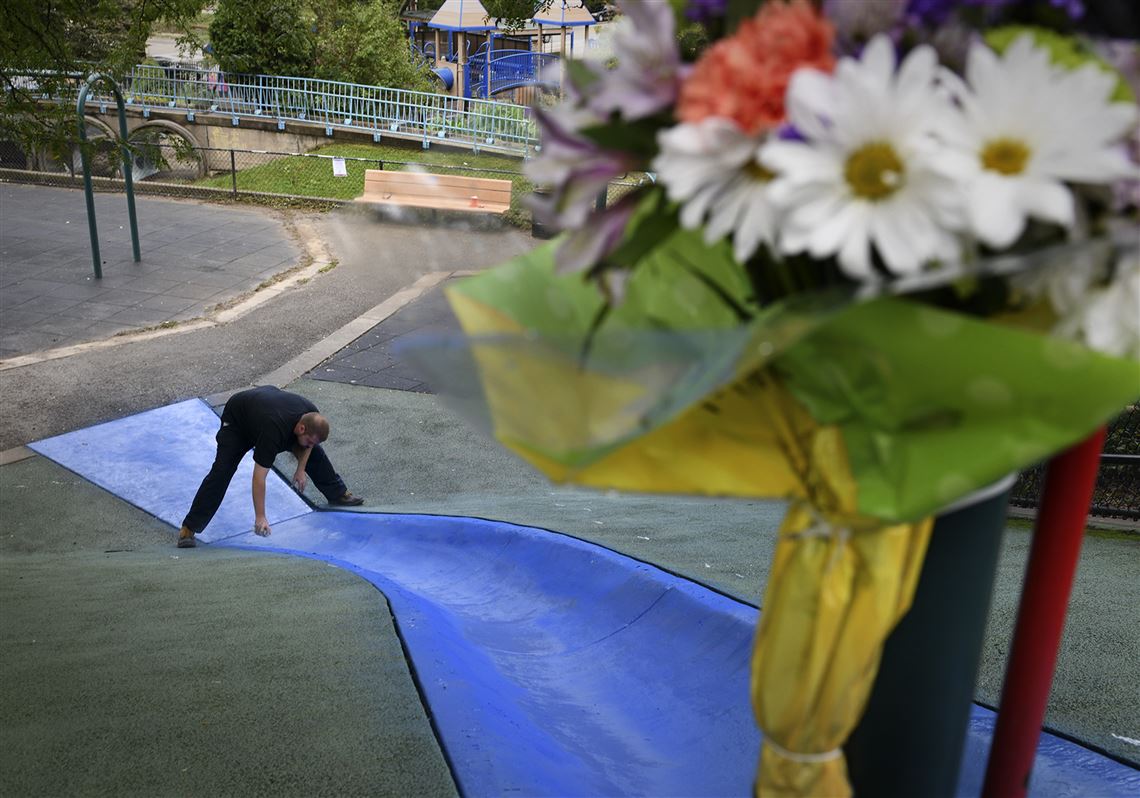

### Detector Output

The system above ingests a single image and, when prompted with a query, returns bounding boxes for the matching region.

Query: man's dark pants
[181,419,348,534]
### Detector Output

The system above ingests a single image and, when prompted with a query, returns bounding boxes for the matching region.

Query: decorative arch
[70,115,120,177]
[80,115,116,141]
[129,118,201,150]
[126,119,206,179]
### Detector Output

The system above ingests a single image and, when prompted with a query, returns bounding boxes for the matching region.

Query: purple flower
[905,0,1015,27]
[1049,0,1085,19]
[686,0,728,22]
[554,195,640,276]
[525,106,635,233]
[581,1,688,121]
[825,0,908,49]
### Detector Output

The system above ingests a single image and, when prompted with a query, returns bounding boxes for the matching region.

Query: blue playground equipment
[465,45,560,100]
[28,399,1140,797]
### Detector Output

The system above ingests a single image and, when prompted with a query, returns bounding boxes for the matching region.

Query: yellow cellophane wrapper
[750,380,933,797]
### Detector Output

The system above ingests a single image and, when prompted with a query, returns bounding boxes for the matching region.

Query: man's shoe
[177,534,197,548]
[329,492,364,507]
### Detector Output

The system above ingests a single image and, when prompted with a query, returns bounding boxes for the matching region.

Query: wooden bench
[356,169,512,215]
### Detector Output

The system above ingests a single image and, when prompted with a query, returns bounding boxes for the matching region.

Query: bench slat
[358,169,512,213]
[364,169,511,193]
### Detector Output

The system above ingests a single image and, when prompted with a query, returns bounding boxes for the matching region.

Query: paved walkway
[0,183,299,359]
[309,281,456,392]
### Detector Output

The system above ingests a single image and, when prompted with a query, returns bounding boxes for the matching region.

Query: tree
[0,0,205,161]
[313,0,432,91]
[208,0,316,76]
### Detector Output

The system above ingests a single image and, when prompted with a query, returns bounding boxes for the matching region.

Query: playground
[2,2,1139,794]
[1,186,1137,795]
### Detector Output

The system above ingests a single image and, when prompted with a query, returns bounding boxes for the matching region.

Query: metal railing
[466,52,560,99]
[16,65,542,154]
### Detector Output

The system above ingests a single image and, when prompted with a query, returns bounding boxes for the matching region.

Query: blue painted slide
[28,399,1140,796]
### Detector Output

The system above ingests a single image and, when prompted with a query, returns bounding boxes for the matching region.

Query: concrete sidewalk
[0,188,1136,794]
[1,183,304,360]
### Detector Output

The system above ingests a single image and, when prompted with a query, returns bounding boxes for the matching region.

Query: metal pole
[230,149,238,196]
[981,428,1107,798]
[76,82,102,278]
[77,73,143,277]
[114,89,141,262]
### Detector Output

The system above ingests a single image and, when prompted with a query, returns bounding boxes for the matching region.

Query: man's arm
[292,446,312,491]
[252,464,271,535]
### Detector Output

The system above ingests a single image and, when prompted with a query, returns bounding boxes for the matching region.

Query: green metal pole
[76,82,102,279]
[113,86,141,262]
[77,72,143,277]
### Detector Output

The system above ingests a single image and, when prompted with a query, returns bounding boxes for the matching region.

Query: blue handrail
[466,52,560,100]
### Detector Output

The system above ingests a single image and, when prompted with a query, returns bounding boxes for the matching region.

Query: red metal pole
[981,427,1107,798]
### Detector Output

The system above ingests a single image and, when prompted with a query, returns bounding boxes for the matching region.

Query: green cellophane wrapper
[420,229,1139,522]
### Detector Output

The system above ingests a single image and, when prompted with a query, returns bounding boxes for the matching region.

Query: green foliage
[208,0,316,76]
[0,0,205,161]
[207,0,442,91]
[313,0,432,91]
[724,0,766,32]
[484,0,552,31]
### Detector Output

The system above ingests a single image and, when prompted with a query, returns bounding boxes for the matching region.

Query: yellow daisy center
[980,138,1031,175]
[844,142,905,201]
[745,161,775,182]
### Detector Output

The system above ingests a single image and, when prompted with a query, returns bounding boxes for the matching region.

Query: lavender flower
[581,1,688,121]
[905,0,1015,27]
[1049,0,1085,19]
[554,195,640,276]
[824,0,908,49]
[525,106,635,235]
[686,0,728,22]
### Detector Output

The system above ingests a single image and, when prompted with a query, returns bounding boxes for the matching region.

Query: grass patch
[1004,514,1136,540]
[195,143,533,218]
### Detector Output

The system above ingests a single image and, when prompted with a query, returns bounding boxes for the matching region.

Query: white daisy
[1058,251,1140,360]
[653,117,778,263]
[759,35,966,280]
[1010,239,1110,318]
[939,35,1140,249]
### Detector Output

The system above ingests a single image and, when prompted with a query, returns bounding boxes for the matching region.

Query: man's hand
[292,469,307,492]
[254,515,272,536]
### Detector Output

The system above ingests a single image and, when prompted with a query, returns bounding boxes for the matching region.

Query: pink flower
[677,0,836,135]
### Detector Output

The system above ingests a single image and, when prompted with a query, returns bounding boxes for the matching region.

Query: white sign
[332,157,347,177]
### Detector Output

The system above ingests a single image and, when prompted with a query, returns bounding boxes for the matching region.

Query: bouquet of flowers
[413,1,1140,795]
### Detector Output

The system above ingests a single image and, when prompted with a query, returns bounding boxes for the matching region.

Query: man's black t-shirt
[222,386,318,468]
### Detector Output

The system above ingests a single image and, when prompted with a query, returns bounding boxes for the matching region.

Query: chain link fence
[0,139,650,223]
[1010,405,1139,523]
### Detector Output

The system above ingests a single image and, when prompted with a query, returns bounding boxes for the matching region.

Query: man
[177,386,364,548]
